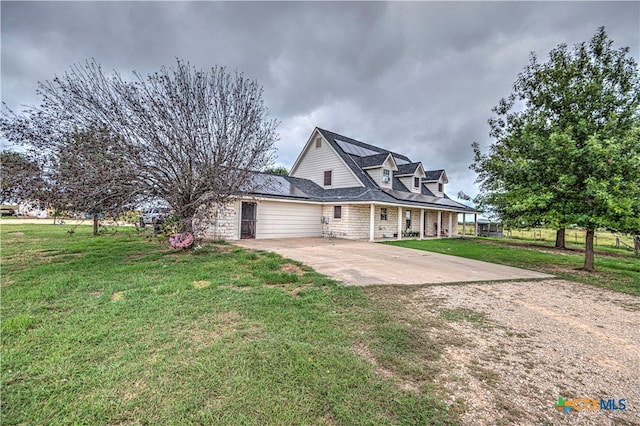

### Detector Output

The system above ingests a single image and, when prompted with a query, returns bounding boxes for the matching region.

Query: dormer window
[438,182,443,192]
[414,177,420,188]
[382,169,390,183]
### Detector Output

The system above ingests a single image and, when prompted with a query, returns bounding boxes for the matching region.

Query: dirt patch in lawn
[280,263,305,275]
[178,311,263,350]
[368,279,640,425]
[111,291,125,302]
[193,280,211,289]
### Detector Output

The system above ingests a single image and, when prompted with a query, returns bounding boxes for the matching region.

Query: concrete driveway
[233,237,552,286]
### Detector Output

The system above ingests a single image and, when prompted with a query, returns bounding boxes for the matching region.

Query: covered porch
[365,203,478,242]
[319,203,477,241]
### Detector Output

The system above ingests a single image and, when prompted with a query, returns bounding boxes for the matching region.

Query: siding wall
[290,134,362,188]
[365,167,393,189]
[425,182,444,197]
[255,201,322,239]
[196,199,323,240]
[399,176,421,193]
[365,168,381,186]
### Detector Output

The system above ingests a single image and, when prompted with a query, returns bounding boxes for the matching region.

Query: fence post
[634,235,639,257]
[616,236,620,249]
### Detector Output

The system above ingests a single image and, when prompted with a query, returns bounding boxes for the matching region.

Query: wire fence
[503,228,639,252]
[458,225,638,251]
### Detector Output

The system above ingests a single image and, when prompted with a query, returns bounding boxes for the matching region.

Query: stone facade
[321,203,459,240]
[194,200,239,241]
[322,204,370,239]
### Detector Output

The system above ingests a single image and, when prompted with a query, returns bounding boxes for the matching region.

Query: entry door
[240,202,257,239]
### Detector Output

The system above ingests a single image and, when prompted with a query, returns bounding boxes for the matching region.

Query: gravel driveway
[396,279,640,425]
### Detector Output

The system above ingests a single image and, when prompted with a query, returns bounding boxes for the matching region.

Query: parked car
[139,207,170,227]
[0,205,18,216]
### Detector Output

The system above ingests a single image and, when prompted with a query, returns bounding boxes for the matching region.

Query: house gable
[363,153,397,189]
[423,169,448,196]
[396,162,427,194]
[289,128,363,189]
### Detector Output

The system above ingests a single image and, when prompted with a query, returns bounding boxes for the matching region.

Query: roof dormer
[361,152,397,188]
[396,162,426,193]
[423,169,448,197]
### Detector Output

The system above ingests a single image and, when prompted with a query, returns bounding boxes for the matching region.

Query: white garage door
[255,201,322,239]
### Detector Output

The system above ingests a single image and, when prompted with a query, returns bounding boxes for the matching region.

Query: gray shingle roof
[317,128,412,163]
[424,169,445,181]
[395,162,422,176]
[247,129,475,213]
[356,153,393,169]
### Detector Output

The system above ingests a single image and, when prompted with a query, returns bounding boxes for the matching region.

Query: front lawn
[1,224,457,425]
[385,238,640,295]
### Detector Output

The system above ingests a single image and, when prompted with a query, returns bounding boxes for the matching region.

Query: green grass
[1,224,457,425]
[438,308,491,329]
[385,238,640,295]
[501,227,632,249]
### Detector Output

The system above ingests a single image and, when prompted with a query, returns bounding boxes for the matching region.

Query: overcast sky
[2,1,638,201]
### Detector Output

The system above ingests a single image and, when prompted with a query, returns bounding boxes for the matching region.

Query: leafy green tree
[264,165,289,176]
[472,27,640,271]
[50,128,141,234]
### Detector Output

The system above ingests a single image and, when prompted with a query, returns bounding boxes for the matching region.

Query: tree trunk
[93,214,99,236]
[583,228,595,272]
[555,228,566,249]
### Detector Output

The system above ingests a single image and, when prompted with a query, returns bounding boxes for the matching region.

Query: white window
[382,169,390,183]
[380,208,387,221]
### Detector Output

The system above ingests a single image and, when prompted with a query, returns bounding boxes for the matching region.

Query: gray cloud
[2,1,638,200]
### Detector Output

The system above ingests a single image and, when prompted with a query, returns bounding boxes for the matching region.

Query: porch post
[369,203,375,242]
[419,208,424,240]
[397,206,403,240]
[437,211,442,238]
[462,213,466,239]
[448,212,453,238]
[474,213,478,237]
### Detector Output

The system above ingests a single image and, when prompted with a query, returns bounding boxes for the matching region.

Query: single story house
[197,127,478,241]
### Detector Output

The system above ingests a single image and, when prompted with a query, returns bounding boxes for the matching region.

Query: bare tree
[50,128,141,234]
[0,150,47,205]
[20,59,278,233]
